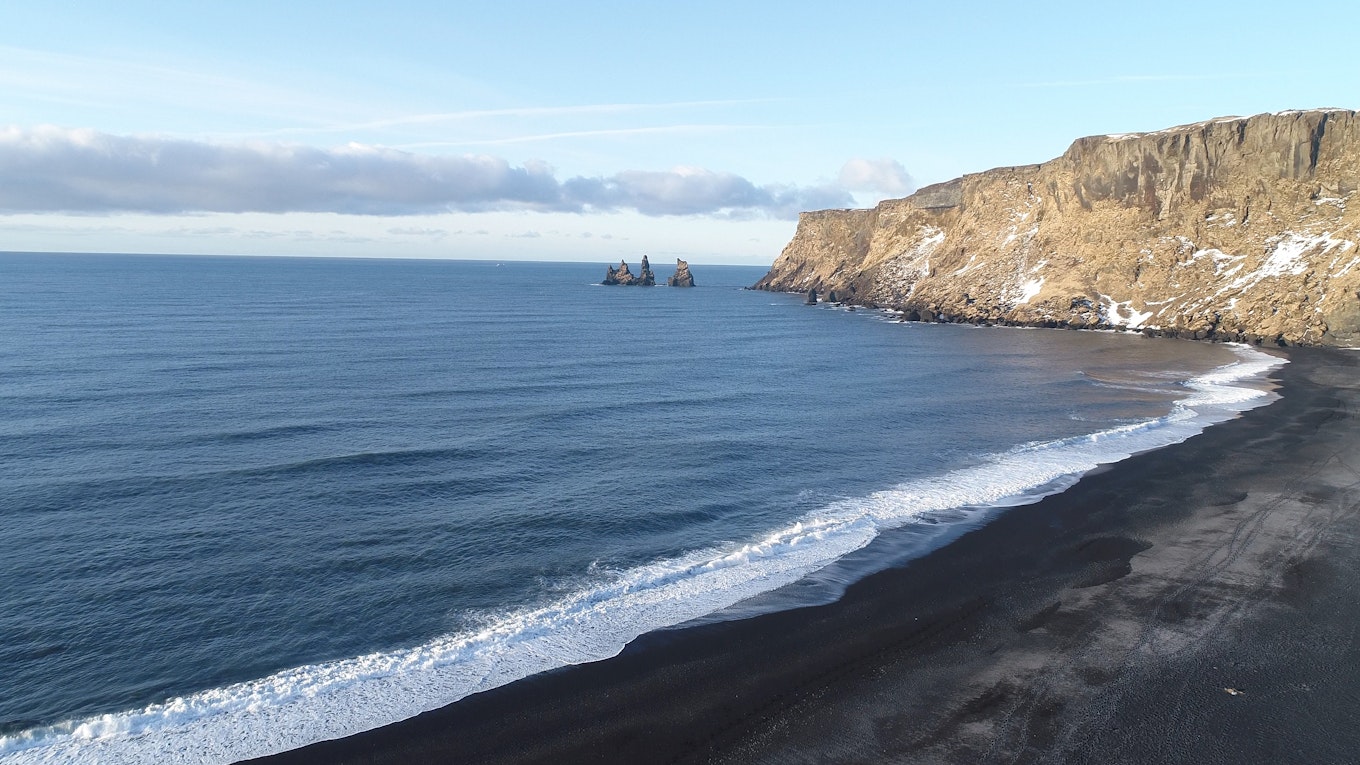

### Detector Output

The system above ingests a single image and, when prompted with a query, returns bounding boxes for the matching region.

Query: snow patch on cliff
[909,225,946,254]
[1005,225,1039,248]
[1016,278,1045,305]
[1205,231,1353,301]
[1273,231,1354,263]
[1199,249,1246,276]
[875,225,946,300]
[951,253,978,276]
[1330,255,1360,278]
[1261,233,1331,276]
[1000,210,1037,248]
[1098,294,1153,329]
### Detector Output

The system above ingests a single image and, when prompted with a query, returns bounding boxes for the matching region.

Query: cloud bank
[837,157,914,196]
[0,126,860,219]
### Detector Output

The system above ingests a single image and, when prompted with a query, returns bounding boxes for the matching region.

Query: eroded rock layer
[754,109,1360,346]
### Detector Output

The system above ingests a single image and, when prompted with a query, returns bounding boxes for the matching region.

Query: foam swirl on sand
[0,347,1283,765]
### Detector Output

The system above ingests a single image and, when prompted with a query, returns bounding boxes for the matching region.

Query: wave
[0,346,1284,765]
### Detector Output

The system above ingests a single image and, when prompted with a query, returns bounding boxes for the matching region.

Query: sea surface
[0,253,1281,763]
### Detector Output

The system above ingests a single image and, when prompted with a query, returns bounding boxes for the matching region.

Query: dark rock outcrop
[603,256,656,286]
[667,259,696,287]
[603,260,634,285]
[806,288,818,304]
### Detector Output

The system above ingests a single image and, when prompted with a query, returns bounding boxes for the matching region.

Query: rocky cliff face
[754,109,1360,346]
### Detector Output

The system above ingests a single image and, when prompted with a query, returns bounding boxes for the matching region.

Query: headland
[755,109,1360,347]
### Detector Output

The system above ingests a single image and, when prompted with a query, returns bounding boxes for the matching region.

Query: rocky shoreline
[800,290,1298,346]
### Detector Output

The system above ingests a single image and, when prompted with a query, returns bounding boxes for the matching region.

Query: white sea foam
[0,346,1285,765]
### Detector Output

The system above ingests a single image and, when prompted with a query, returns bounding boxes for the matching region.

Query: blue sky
[3,1,1357,264]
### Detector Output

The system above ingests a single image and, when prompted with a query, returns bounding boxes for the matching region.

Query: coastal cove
[9,2,1360,761]
[0,254,1291,764]
[253,346,1360,765]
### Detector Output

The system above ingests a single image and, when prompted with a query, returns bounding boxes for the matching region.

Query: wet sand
[249,346,1360,764]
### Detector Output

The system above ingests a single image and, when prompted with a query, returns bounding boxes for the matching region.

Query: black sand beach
[250,347,1360,765]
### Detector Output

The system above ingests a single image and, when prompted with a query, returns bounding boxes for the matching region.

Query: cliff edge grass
[754,109,1360,347]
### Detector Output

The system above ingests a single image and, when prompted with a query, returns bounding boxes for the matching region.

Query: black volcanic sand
[249,347,1360,765]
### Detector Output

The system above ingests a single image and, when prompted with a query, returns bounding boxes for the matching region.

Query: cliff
[754,109,1360,346]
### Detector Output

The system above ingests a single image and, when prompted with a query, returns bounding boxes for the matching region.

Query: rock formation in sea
[603,256,656,286]
[667,258,696,287]
[603,260,633,285]
[754,109,1360,346]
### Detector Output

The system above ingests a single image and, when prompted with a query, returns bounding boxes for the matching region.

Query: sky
[3,1,1358,265]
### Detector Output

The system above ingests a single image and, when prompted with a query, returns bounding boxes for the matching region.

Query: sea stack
[602,260,634,285]
[753,109,1360,346]
[602,257,656,286]
[667,259,696,287]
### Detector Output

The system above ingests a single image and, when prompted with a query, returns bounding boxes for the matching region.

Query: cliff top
[1099,108,1355,142]
[875,109,1360,214]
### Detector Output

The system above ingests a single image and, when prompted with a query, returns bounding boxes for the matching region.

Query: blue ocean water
[0,253,1280,763]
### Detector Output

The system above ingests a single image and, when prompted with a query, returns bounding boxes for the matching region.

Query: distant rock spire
[602,257,656,286]
[602,259,634,285]
[668,258,696,287]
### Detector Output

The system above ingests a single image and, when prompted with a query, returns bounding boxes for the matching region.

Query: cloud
[563,166,849,218]
[837,158,914,196]
[0,126,561,215]
[0,126,852,219]
[387,226,447,237]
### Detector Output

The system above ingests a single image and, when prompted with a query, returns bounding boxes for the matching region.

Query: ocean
[0,253,1281,763]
